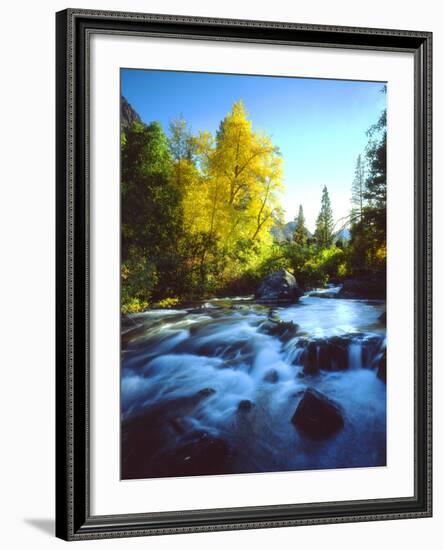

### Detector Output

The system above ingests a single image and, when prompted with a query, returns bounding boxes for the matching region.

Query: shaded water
[121,289,386,479]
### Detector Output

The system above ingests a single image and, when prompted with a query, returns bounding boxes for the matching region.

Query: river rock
[338,276,386,300]
[164,431,232,476]
[297,334,383,374]
[291,388,344,438]
[375,349,387,382]
[121,387,221,479]
[238,399,254,412]
[299,337,350,374]
[259,319,299,342]
[263,369,279,383]
[307,290,337,299]
[121,313,139,330]
[196,387,216,399]
[256,268,303,303]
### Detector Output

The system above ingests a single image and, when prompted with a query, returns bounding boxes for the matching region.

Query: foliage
[348,105,387,277]
[351,154,365,224]
[120,96,386,312]
[153,297,180,309]
[121,297,150,315]
[314,186,334,249]
[279,242,347,288]
[121,100,284,310]
[121,121,186,311]
[293,204,308,245]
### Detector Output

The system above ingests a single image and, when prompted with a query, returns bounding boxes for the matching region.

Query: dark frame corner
[56,8,432,541]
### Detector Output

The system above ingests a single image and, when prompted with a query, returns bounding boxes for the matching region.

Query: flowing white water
[121,290,386,479]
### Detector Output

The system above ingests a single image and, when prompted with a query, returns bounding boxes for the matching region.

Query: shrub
[121,297,149,314]
[153,297,180,309]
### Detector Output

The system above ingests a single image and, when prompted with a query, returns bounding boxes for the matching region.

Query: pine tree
[364,109,386,209]
[349,106,387,276]
[315,186,334,249]
[351,154,365,224]
[293,204,308,245]
[169,117,195,163]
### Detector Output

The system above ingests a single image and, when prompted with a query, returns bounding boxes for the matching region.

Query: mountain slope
[121,96,141,129]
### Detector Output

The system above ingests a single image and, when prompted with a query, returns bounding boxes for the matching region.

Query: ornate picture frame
[55,8,432,540]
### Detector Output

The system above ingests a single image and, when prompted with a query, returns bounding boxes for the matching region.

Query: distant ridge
[121,96,141,129]
[271,218,312,242]
[271,219,350,243]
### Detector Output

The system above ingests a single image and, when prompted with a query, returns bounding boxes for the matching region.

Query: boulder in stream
[338,276,386,300]
[238,399,254,412]
[375,349,387,383]
[291,388,344,439]
[196,387,217,399]
[298,336,352,373]
[263,369,279,383]
[163,431,232,476]
[256,268,303,303]
[259,319,299,342]
[297,334,383,374]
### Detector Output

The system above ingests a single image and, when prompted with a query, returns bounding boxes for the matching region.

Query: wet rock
[238,399,254,412]
[301,338,348,374]
[196,387,216,399]
[162,431,232,476]
[178,332,252,360]
[256,268,303,303]
[338,277,386,300]
[120,314,147,346]
[122,389,220,478]
[375,349,386,383]
[268,308,280,321]
[187,302,223,314]
[308,291,337,299]
[220,340,254,362]
[259,319,299,342]
[169,417,193,435]
[121,313,140,331]
[263,369,279,383]
[297,334,383,374]
[291,388,344,439]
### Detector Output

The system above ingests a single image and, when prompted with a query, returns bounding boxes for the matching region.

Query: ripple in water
[121,291,386,479]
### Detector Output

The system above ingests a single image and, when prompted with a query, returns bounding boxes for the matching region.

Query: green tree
[293,204,308,245]
[183,100,283,293]
[363,108,387,270]
[168,116,193,161]
[365,109,386,209]
[314,186,334,249]
[121,120,184,308]
[349,107,387,276]
[351,154,365,224]
[168,117,197,187]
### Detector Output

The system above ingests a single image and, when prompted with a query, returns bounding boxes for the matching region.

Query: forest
[121,96,386,313]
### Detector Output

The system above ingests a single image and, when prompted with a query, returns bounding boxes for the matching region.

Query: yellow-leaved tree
[172,100,284,294]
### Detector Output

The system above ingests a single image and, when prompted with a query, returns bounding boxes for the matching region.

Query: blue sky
[121,69,386,232]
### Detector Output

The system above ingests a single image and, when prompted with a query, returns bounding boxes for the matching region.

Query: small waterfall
[348,342,363,369]
[289,333,384,373]
[284,344,304,366]
[121,296,387,479]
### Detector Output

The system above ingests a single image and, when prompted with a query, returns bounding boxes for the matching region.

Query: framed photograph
[55,9,432,541]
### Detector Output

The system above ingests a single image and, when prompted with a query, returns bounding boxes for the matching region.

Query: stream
[121,287,386,479]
